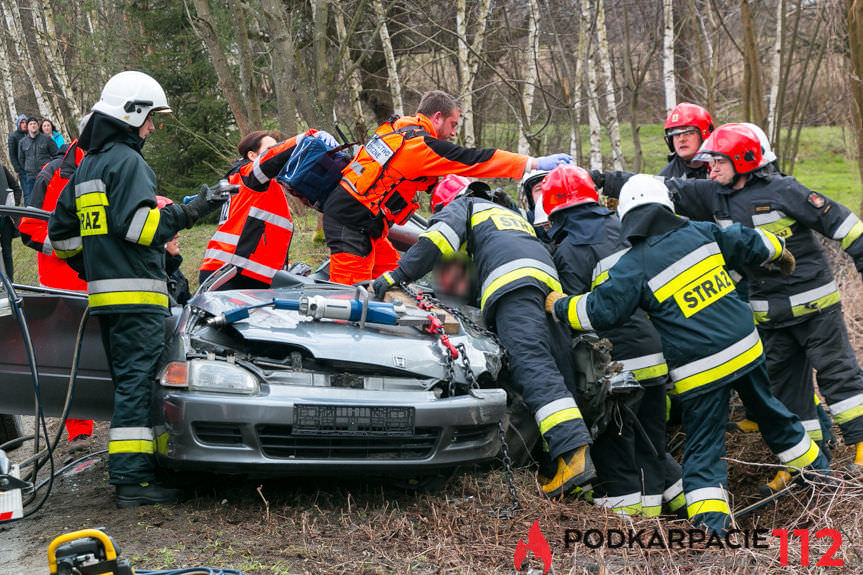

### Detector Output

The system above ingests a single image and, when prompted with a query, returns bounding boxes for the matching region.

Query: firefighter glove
[373,268,407,300]
[545,291,568,315]
[777,245,796,276]
[181,184,221,227]
[536,153,573,171]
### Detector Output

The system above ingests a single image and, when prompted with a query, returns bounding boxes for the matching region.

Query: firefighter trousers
[493,287,591,461]
[322,213,400,285]
[680,360,828,535]
[98,312,166,485]
[760,306,863,444]
[592,383,669,516]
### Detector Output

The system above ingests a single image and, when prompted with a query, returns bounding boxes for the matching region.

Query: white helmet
[740,122,777,167]
[91,71,171,128]
[520,169,550,211]
[617,174,674,220]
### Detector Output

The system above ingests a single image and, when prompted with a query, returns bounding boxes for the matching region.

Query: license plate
[293,405,415,436]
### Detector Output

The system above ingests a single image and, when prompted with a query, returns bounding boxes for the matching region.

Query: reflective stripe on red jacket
[199,134,306,283]
[19,140,87,291]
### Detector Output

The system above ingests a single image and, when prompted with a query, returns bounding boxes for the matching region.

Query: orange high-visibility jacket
[200,133,311,283]
[336,114,529,228]
[19,140,87,291]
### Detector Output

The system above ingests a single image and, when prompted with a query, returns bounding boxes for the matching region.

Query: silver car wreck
[0,209,534,480]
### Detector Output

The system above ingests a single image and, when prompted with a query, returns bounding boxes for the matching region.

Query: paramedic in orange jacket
[323,90,573,285]
[19,139,93,451]
[199,129,337,289]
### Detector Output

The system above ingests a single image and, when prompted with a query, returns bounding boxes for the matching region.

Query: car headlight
[161,359,259,395]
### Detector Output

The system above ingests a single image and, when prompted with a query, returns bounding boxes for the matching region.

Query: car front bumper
[154,385,507,475]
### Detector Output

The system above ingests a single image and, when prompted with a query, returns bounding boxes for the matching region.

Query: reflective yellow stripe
[480,268,561,309]
[757,217,795,236]
[55,246,82,258]
[666,492,685,512]
[138,208,161,246]
[566,294,591,331]
[108,439,154,455]
[89,291,170,308]
[834,404,863,425]
[591,271,609,289]
[814,394,821,406]
[786,439,820,468]
[631,363,669,381]
[75,192,109,208]
[761,230,783,261]
[841,220,863,250]
[642,505,661,517]
[420,230,455,257]
[687,499,730,517]
[671,338,763,395]
[653,253,726,302]
[791,291,840,318]
[470,207,535,236]
[155,433,169,455]
[539,407,583,435]
[807,429,824,441]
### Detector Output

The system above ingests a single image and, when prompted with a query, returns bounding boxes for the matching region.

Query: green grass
[10,124,863,288]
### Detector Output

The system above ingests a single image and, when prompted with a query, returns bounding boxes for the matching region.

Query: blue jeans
[21,175,35,207]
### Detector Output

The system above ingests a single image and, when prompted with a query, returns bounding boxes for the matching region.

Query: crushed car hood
[188,285,502,382]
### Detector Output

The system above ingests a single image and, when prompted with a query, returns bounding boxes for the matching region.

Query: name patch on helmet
[673,266,735,318]
[807,192,826,209]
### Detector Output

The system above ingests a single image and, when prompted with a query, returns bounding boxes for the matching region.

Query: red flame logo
[514,520,552,573]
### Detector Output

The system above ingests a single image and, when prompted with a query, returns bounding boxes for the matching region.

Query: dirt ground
[3,248,863,574]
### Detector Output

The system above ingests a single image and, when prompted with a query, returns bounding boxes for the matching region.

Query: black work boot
[116,482,184,508]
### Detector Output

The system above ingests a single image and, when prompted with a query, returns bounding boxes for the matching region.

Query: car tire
[0,414,24,451]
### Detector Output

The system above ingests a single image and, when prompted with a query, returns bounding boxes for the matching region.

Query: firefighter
[542,165,683,518]
[372,178,594,498]
[199,129,337,289]
[324,89,572,285]
[659,102,714,179]
[519,169,552,241]
[48,71,225,507]
[547,174,829,536]
[19,139,95,453]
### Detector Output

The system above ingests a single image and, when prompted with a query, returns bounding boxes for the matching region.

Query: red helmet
[155,195,174,209]
[692,123,762,175]
[664,102,714,152]
[429,175,491,213]
[541,165,598,217]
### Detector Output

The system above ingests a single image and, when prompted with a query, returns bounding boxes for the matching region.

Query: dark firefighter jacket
[552,205,668,386]
[20,140,87,290]
[558,212,784,399]
[658,154,708,179]
[397,196,561,321]
[327,113,529,239]
[48,112,189,315]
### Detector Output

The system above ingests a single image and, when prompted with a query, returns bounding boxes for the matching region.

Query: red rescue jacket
[19,141,87,291]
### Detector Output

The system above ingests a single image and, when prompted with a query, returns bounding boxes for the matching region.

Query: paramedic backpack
[277,136,354,211]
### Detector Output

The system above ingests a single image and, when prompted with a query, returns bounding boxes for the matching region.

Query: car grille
[193,422,244,445]
[257,424,440,460]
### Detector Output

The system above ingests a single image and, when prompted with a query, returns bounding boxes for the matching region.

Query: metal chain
[397,285,520,517]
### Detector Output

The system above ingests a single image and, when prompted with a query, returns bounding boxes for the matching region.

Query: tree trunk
[662,0,677,113]
[373,0,403,116]
[580,0,602,169]
[334,7,367,140]
[258,0,298,135]
[189,0,250,134]
[0,20,17,127]
[766,0,784,145]
[595,0,623,170]
[517,0,540,155]
[622,2,641,172]
[228,0,262,131]
[455,0,492,147]
[849,0,863,212]
[29,0,78,132]
[741,0,765,125]
[2,0,52,117]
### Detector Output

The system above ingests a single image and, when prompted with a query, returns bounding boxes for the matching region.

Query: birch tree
[766,0,785,144]
[334,6,368,139]
[2,0,51,117]
[373,0,404,116]
[0,24,17,125]
[662,0,677,113]
[579,0,602,169]
[455,0,493,147]
[595,0,623,169]
[741,0,765,125]
[228,0,263,129]
[30,0,78,132]
[517,0,540,155]
[850,0,863,212]
[258,0,298,135]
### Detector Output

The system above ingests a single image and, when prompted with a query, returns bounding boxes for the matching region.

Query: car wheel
[0,414,24,451]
